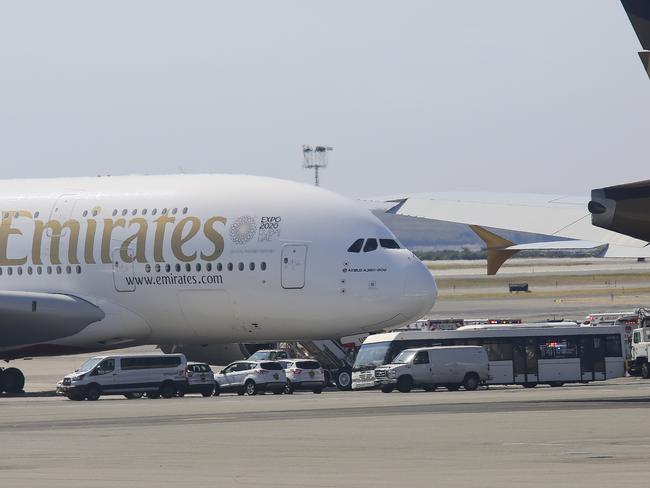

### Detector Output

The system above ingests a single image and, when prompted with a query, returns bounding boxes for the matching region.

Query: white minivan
[374,346,489,393]
[56,354,187,401]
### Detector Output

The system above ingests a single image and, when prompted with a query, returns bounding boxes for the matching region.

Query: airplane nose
[403,257,437,319]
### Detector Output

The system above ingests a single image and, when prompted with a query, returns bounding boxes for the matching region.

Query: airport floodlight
[302,145,332,187]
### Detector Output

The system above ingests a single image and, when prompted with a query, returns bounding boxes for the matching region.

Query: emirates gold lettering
[0,210,228,266]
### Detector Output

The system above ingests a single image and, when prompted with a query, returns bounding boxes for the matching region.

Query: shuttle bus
[351,324,625,390]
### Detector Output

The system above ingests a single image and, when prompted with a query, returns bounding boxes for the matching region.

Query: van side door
[411,351,431,385]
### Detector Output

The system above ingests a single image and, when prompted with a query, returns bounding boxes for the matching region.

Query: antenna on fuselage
[302,145,332,187]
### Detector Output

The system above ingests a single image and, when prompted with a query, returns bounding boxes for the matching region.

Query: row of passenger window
[347,238,401,253]
[2,207,191,219]
[388,335,622,362]
[144,261,268,273]
[0,265,82,276]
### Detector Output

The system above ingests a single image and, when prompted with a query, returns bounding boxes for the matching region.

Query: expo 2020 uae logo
[229,216,257,245]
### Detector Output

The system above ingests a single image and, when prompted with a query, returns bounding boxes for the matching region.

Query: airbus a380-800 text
[0,173,437,393]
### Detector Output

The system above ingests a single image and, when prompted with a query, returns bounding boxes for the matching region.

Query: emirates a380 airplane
[0,174,436,393]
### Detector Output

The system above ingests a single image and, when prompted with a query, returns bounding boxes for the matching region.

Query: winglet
[386,199,407,214]
[621,0,650,77]
[469,225,519,275]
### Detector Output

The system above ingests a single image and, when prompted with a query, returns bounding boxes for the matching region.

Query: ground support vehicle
[279,359,326,394]
[56,354,187,401]
[352,325,625,390]
[374,346,489,393]
[178,362,215,397]
[214,360,286,396]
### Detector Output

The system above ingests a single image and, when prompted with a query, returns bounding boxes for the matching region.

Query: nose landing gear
[0,367,25,395]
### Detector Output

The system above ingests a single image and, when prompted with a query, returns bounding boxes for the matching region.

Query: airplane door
[112,248,135,292]
[281,245,307,289]
[48,194,78,236]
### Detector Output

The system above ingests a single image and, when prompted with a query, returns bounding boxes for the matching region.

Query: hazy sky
[1,1,649,198]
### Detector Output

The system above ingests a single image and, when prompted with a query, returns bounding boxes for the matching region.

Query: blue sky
[0,1,648,197]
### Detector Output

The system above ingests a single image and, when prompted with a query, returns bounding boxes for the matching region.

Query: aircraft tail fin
[621,0,650,76]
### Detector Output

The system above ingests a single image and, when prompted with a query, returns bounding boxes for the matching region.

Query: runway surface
[3,257,650,487]
[2,377,650,487]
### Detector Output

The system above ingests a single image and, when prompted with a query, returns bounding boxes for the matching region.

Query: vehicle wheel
[335,368,352,391]
[549,382,564,387]
[396,375,413,393]
[176,391,185,398]
[2,368,25,394]
[86,384,101,401]
[423,385,436,392]
[284,382,294,395]
[381,385,394,393]
[124,392,144,399]
[522,383,537,388]
[245,380,257,396]
[446,384,460,391]
[67,391,84,401]
[313,388,322,394]
[160,381,176,399]
[463,373,480,391]
[642,362,650,379]
[146,392,160,399]
[201,387,214,397]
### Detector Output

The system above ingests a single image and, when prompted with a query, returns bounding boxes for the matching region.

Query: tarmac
[3,257,650,487]
[2,365,650,487]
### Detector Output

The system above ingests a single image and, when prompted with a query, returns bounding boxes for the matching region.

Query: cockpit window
[379,239,400,249]
[363,238,378,252]
[348,239,364,253]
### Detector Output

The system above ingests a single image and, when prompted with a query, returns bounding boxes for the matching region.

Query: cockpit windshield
[379,239,400,249]
[348,238,401,253]
[347,239,364,253]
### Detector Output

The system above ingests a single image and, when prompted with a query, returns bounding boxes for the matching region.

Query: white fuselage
[0,174,436,359]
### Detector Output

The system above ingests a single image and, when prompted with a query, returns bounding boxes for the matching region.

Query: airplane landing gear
[0,367,25,394]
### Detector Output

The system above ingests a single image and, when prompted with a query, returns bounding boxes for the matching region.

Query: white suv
[214,360,287,396]
[179,362,215,397]
[279,359,326,394]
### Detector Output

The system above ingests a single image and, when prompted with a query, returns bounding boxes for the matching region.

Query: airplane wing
[388,192,648,248]
[0,291,105,349]
[365,192,650,274]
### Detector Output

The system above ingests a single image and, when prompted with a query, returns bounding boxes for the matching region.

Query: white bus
[352,324,625,390]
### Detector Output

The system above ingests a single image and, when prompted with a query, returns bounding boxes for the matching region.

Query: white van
[56,354,187,401]
[374,346,489,393]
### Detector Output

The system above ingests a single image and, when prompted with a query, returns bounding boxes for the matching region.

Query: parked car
[178,362,215,397]
[279,359,326,394]
[214,360,286,396]
[56,354,187,401]
[374,346,489,393]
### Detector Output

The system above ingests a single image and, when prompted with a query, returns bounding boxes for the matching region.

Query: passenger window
[379,239,400,249]
[363,238,378,252]
[414,351,429,364]
[633,332,640,344]
[347,239,364,253]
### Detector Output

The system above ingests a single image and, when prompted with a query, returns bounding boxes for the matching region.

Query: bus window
[538,338,577,359]
[605,334,622,357]
[633,331,641,344]
[483,340,513,361]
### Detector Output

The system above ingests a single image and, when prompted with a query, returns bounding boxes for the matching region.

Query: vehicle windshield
[353,342,392,370]
[77,357,103,373]
[392,350,417,364]
[248,351,272,361]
